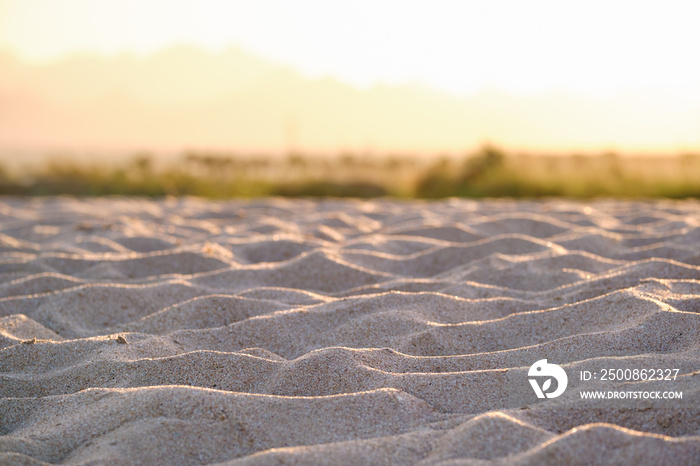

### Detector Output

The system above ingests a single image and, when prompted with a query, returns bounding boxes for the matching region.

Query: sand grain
[1,197,699,464]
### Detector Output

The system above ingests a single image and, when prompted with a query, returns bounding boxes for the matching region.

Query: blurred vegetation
[1,146,699,199]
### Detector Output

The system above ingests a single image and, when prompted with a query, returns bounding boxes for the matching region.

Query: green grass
[1,147,699,199]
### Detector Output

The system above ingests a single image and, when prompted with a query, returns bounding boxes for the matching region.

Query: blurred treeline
[1,146,699,198]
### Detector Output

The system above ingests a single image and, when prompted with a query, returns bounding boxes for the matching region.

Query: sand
[0,197,699,465]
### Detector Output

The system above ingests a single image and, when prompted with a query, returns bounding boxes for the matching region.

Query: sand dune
[1,197,699,464]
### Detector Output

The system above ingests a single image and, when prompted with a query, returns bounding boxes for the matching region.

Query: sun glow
[3,0,700,96]
[1,0,699,153]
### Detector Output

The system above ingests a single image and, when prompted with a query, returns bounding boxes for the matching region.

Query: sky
[2,0,700,96]
[0,0,699,154]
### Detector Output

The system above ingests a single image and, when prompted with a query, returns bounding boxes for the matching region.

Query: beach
[1,197,699,464]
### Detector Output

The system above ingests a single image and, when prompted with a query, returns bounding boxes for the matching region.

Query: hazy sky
[2,0,700,96]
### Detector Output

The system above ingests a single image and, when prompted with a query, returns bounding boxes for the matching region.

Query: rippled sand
[1,197,699,465]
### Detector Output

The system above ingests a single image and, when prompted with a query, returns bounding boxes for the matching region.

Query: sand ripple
[1,198,699,464]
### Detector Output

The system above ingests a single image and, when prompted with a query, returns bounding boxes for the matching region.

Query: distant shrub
[1,148,699,199]
[273,181,387,198]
